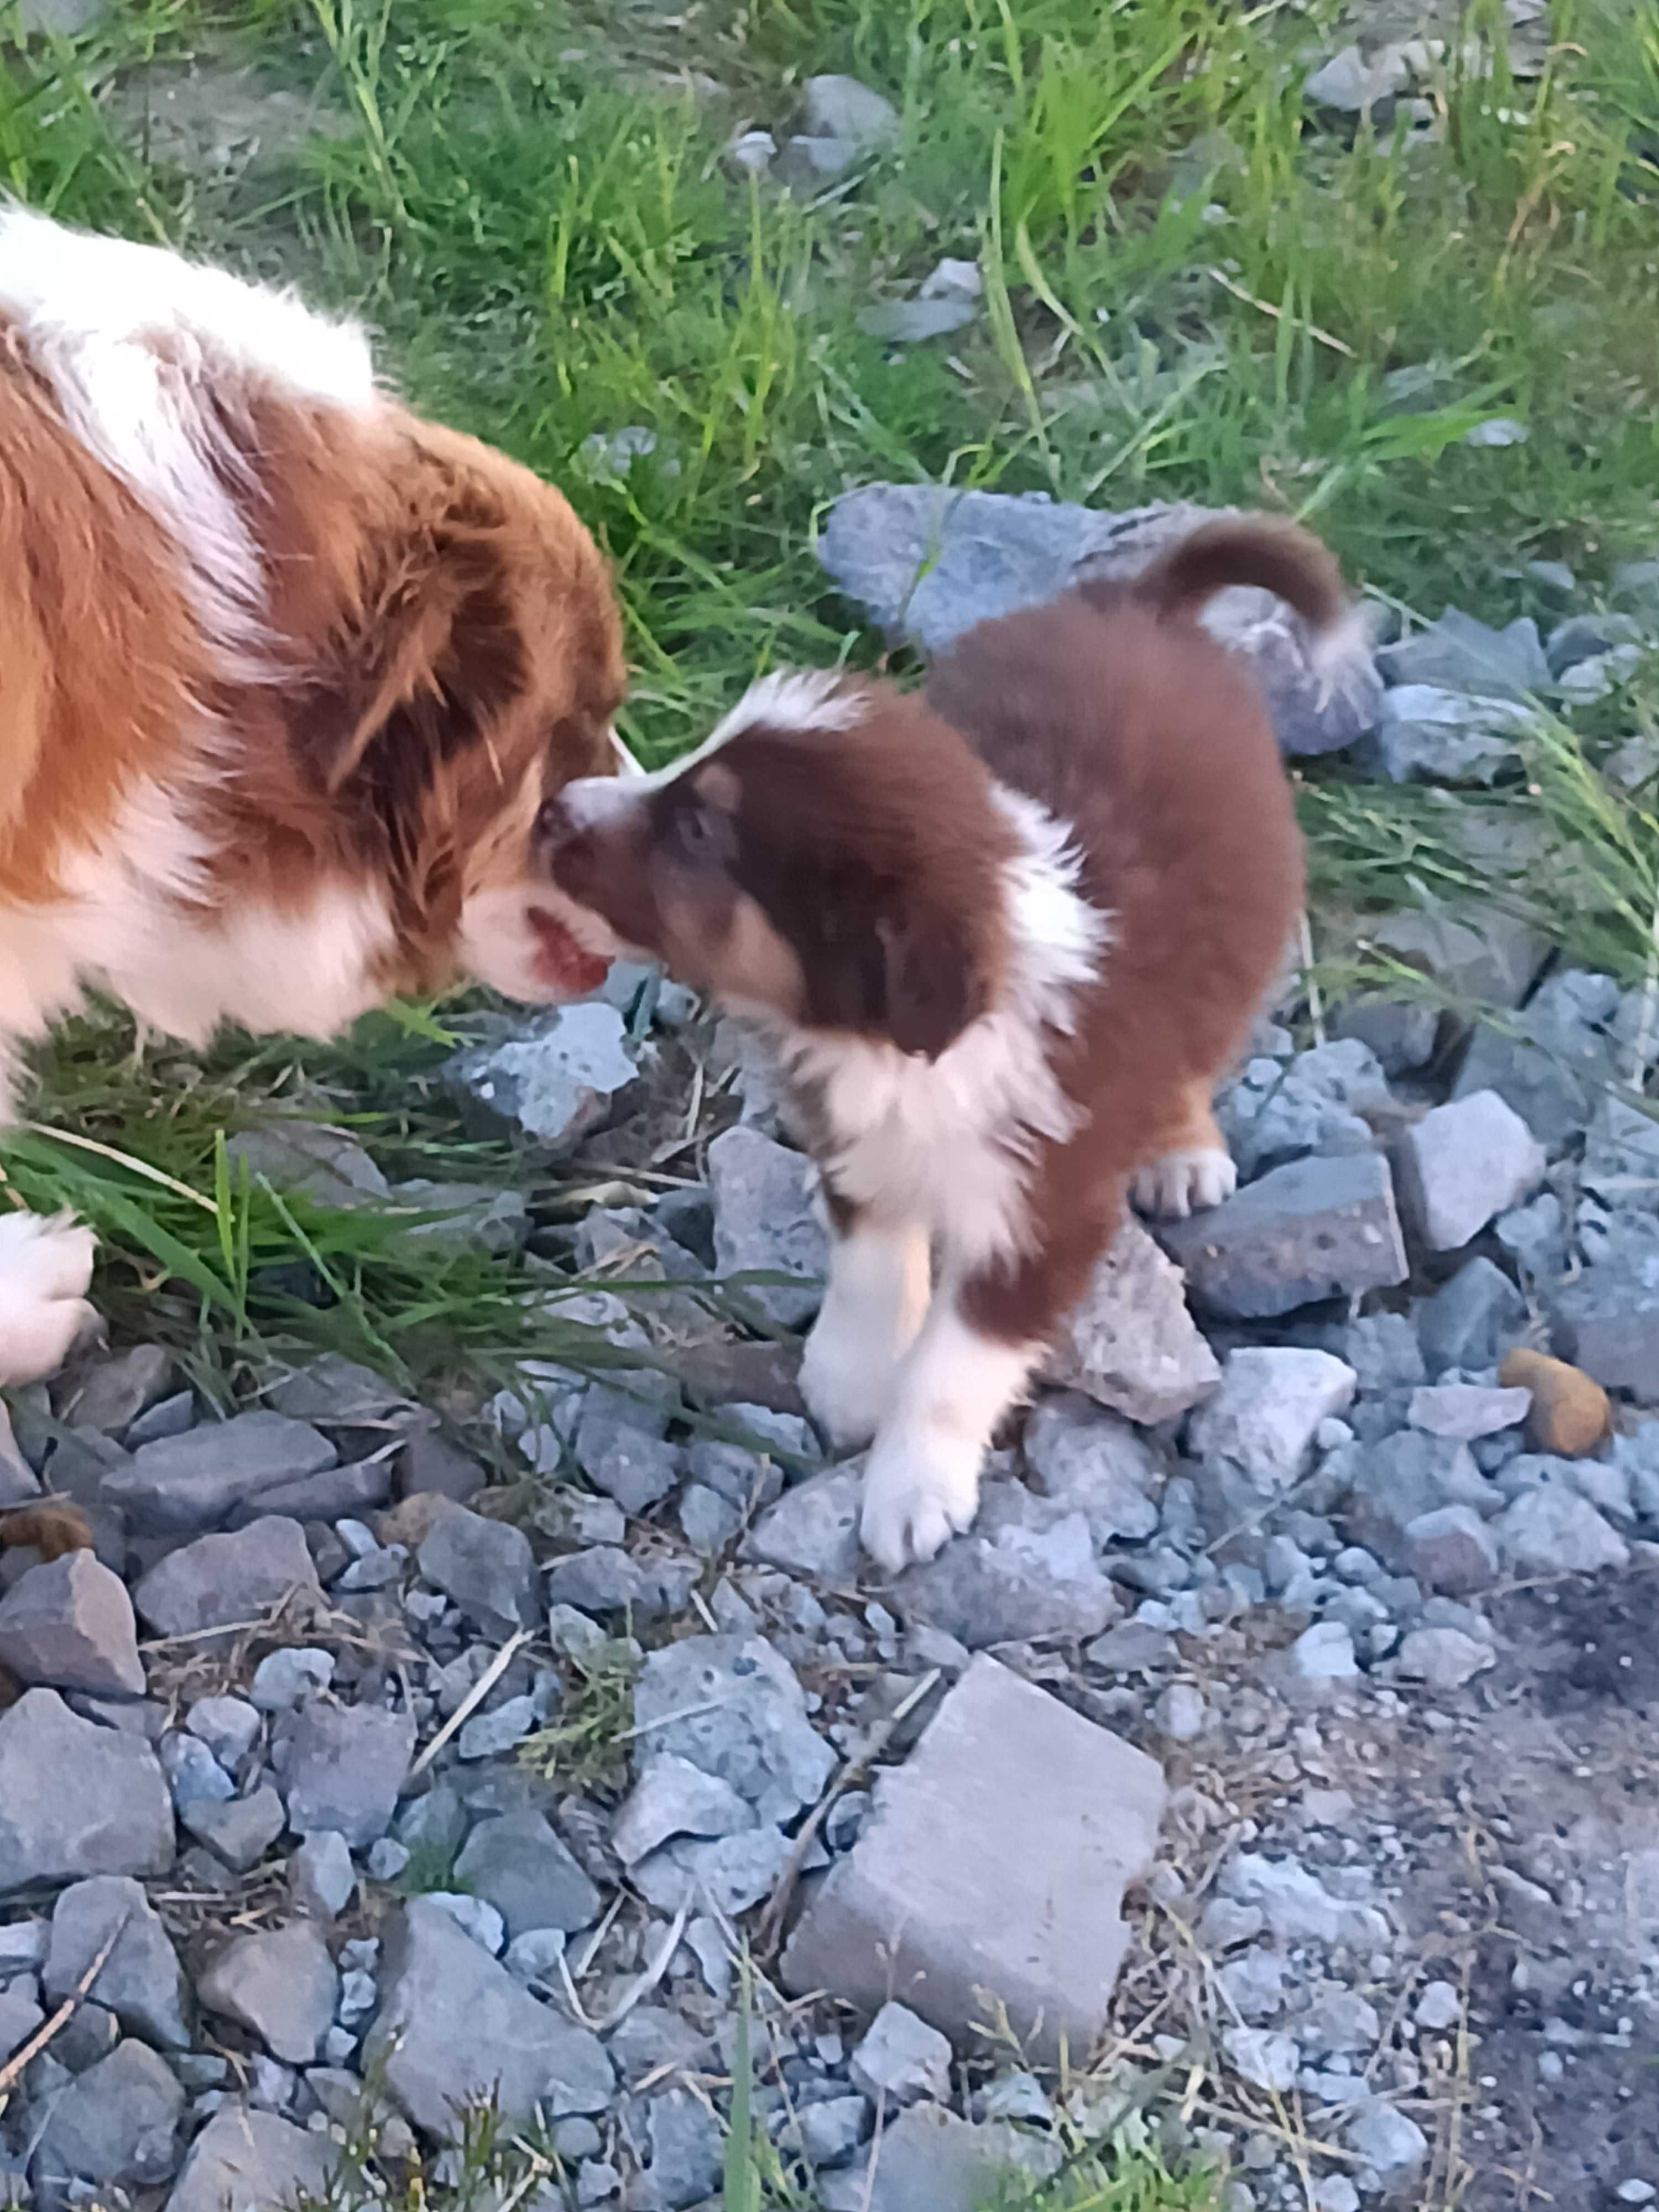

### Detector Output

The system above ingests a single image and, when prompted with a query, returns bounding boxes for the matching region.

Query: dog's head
[236,410,629,1006]
[535,672,1013,1057]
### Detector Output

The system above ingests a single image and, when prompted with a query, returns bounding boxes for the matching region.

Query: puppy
[538,519,1341,1570]
[0,206,626,1383]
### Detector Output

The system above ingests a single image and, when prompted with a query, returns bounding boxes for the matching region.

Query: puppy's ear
[877,910,985,1060]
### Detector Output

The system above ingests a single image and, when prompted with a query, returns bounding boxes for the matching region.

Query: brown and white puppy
[538,519,1343,1571]
[0,206,626,1383]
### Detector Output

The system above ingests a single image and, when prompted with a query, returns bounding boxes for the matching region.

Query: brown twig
[0,1909,131,2093]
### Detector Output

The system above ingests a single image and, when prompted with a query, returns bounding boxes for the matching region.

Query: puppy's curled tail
[1124,516,1350,637]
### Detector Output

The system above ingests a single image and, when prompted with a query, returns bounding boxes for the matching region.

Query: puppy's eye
[669,802,730,864]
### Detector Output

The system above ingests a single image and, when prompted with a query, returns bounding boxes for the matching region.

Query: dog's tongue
[528,907,611,998]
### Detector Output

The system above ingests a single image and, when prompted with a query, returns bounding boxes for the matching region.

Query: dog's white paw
[859,1427,984,1574]
[0,1211,99,1386]
[1131,1146,1237,1221]
[800,1316,900,1451]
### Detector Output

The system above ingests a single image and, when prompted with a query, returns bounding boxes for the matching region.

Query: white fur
[799,1218,932,1449]
[457,883,617,1003]
[778,782,1108,1274]
[0,204,374,654]
[1131,1145,1237,1219]
[706,669,862,744]
[859,1303,1041,1572]
[0,1211,98,1386]
[0,778,395,1118]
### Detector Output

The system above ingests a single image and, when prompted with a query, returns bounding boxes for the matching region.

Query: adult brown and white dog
[537,518,1352,1572]
[0,206,626,1384]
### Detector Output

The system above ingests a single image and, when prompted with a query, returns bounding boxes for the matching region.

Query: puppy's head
[254,411,629,1004]
[535,672,1013,1058]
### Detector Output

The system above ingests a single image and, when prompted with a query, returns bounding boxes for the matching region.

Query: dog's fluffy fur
[0,206,627,1383]
[540,518,1342,1570]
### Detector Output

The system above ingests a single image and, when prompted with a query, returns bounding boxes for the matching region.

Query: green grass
[1,3,1657,1408]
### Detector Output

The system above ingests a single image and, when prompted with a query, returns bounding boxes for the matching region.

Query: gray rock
[132,1517,320,1642]
[1408,1384,1530,1440]
[638,2088,724,2210]
[103,1413,337,1536]
[1418,1257,1527,1374]
[1377,607,1550,697]
[232,1457,391,1528]
[197,1923,337,2064]
[1155,1682,1208,1740]
[32,2036,184,2193]
[46,1876,191,2048]
[164,2103,333,2212]
[1188,1348,1357,1494]
[182,1787,285,1873]
[456,1694,537,1762]
[1582,1095,1659,1213]
[820,489,1381,757]
[573,1381,684,1514]
[59,1345,175,1437]
[1416,1981,1461,2031]
[859,296,978,343]
[744,1467,863,1581]
[888,1483,1119,1648]
[364,1897,613,2139]
[1551,1212,1659,1400]
[1454,968,1622,1152]
[631,1823,792,1916]
[848,2003,952,2105]
[1331,995,1439,1078]
[226,1120,388,1206]
[1045,1218,1221,1421]
[1371,684,1535,784]
[1397,1090,1545,1250]
[1340,1431,1496,1563]
[1291,1622,1358,1682]
[822,2104,1058,2212]
[1159,1151,1407,1319]
[1400,1505,1500,1595]
[1229,1039,1394,1178]
[1300,1988,1380,2057]
[1369,904,1546,1013]
[544,1546,648,1615]
[1396,1625,1496,1689]
[444,1004,641,1152]
[631,1634,833,1825]
[424,1892,504,1952]
[1345,2099,1428,2180]
[1216,1948,1285,2022]
[279,1699,416,1847]
[268,1354,414,1426]
[1222,1852,1385,1948]
[1491,1483,1630,1574]
[0,1692,173,1891]
[1223,2026,1300,2093]
[386,1179,529,1258]
[782,1656,1165,2059]
[797,2096,871,2168]
[802,74,899,147]
[186,1695,260,1766]
[0,1550,144,1697]
[161,1731,232,1807]
[249,1647,333,1712]
[1022,1395,1159,1540]
[1303,41,1410,110]
[708,1126,827,1329]
[415,1500,535,1639]
[612,1754,755,1867]
[451,1812,601,1939]
[289,1830,354,1919]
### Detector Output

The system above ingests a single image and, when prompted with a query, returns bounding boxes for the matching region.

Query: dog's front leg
[800,1207,932,1451]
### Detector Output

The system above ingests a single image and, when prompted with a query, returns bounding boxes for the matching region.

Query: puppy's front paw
[0,1211,99,1386]
[800,1318,898,1451]
[859,1429,984,1574]
[1131,1146,1237,1221]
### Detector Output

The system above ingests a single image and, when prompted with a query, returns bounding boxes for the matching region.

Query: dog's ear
[877,908,985,1060]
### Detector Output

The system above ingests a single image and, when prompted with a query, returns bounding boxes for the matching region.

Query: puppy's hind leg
[800,1206,932,1452]
[0,1211,99,1386]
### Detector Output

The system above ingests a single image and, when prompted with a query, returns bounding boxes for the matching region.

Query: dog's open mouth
[526,906,611,998]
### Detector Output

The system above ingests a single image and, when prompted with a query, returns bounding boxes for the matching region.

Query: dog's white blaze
[859,1304,1042,1573]
[780,782,1109,1274]
[0,205,375,657]
[799,1217,933,1451]
[0,1211,97,1387]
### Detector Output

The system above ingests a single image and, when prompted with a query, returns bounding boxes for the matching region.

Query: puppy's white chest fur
[778,785,1108,1274]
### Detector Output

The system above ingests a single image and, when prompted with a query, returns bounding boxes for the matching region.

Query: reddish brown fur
[0,1501,95,1562]
[1,314,624,1001]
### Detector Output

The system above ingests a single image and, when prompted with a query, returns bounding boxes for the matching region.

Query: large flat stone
[132,1518,320,1643]
[278,1699,416,1848]
[164,2103,333,2212]
[1044,1219,1219,1423]
[103,1413,337,1536]
[781,1656,1164,2058]
[1157,1151,1407,1318]
[0,1549,145,1697]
